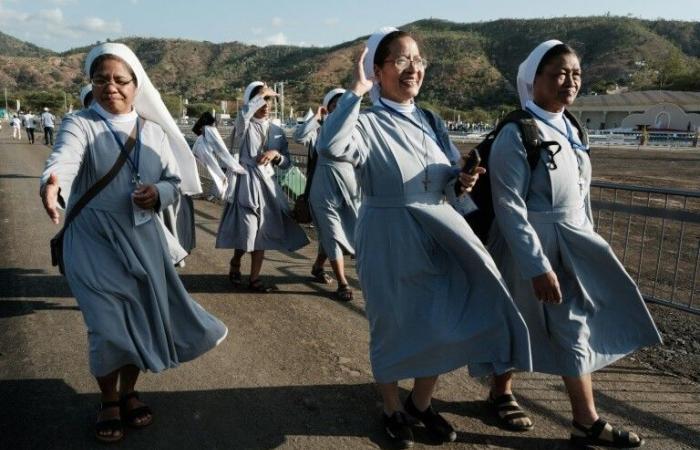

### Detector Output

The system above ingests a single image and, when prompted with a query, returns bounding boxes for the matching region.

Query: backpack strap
[497,110,542,171]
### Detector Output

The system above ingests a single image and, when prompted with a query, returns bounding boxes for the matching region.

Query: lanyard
[526,107,589,152]
[96,113,142,183]
[378,99,441,149]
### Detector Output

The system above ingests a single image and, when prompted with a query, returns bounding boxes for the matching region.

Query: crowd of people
[38,28,661,449]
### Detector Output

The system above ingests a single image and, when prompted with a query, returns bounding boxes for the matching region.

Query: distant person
[11,114,22,140]
[22,111,36,143]
[40,107,56,146]
[486,40,661,448]
[293,87,359,301]
[39,42,227,444]
[316,27,531,448]
[215,81,309,292]
[191,111,246,201]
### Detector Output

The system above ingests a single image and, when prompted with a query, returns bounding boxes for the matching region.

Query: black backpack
[465,109,588,243]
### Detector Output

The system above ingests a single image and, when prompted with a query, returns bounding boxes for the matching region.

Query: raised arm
[293,108,322,147]
[316,48,373,166]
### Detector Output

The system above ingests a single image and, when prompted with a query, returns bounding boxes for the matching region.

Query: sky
[1,0,699,52]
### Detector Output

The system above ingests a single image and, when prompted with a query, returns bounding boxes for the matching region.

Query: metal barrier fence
[590,181,700,314]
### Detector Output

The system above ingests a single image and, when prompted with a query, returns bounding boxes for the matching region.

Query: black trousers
[25,128,35,143]
[44,127,54,146]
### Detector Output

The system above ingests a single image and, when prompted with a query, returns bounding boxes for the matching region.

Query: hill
[2,16,699,119]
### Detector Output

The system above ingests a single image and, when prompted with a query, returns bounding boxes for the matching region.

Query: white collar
[380,96,416,114]
[527,100,564,122]
[251,116,268,125]
[91,102,137,123]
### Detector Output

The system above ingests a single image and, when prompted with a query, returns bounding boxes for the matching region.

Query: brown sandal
[335,284,353,302]
[311,265,333,285]
[488,392,533,431]
[248,278,275,293]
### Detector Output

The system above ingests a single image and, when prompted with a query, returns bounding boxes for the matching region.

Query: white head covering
[516,39,563,109]
[243,81,265,104]
[43,107,49,112]
[363,26,399,104]
[79,84,93,108]
[84,42,202,195]
[322,88,346,109]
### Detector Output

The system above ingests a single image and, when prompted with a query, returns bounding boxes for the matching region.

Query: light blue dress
[216,96,309,252]
[41,108,228,377]
[487,105,662,376]
[294,115,359,260]
[316,91,532,382]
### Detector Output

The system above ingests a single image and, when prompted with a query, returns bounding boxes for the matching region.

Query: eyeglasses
[91,76,134,87]
[384,56,428,72]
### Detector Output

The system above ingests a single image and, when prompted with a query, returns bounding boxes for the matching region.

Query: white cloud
[271,17,283,26]
[323,18,339,26]
[265,32,288,46]
[34,8,63,24]
[251,27,263,35]
[48,0,78,4]
[80,17,123,33]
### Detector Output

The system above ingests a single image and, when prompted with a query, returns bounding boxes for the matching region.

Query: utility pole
[3,88,8,119]
[279,81,285,124]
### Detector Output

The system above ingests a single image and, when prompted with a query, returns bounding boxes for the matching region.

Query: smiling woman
[39,42,227,444]
[315,26,532,449]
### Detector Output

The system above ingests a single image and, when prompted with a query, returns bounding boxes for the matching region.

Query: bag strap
[61,118,143,230]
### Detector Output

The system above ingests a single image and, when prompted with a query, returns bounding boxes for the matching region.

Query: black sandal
[95,401,123,443]
[570,418,644,448]
[248,278,275,293]
[335,284,353,302]
[311,265,333,285]
[120,391,153,429]
[488,392,533,431]
[229,262,242,286]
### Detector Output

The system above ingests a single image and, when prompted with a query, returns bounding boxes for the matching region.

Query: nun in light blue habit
[315,27,531,444]
[293,87,360,301]
[486,39,661,447]
[215,81,309,292]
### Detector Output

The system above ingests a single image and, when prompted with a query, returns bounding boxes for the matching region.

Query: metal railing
[185,125,700,314]
[590,181,700,314]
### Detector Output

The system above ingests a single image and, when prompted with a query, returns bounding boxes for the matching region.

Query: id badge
[132,198,153,226]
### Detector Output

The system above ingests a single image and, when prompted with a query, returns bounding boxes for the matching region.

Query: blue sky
[1,0,699,52]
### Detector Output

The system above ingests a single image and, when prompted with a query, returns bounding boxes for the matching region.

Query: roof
[571,90,700,111]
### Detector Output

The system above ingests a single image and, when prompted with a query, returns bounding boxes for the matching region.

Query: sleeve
[316,90,370,167]
[154,131,182,212]
[205,126,246,174]
[293,114,320,147]
[230,95,266,153]
[273,129,291,170]
[40,115,88,208]
[489,123,553,279]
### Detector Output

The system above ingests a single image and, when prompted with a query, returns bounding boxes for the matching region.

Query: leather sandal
[570,418,644,448]
[95,400,123,443]
[488,392,533,431]
[120,391,153,429]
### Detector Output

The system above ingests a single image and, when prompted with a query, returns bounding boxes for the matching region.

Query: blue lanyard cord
[96,113,141,176]
[378,99,442,149]
[525,108,589,152]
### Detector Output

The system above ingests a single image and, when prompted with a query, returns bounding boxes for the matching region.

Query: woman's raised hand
[351,47,374,97]
[40,173,61,224]
[260,85,278,98]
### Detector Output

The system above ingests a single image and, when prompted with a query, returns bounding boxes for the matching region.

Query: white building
[569,90,700,131]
